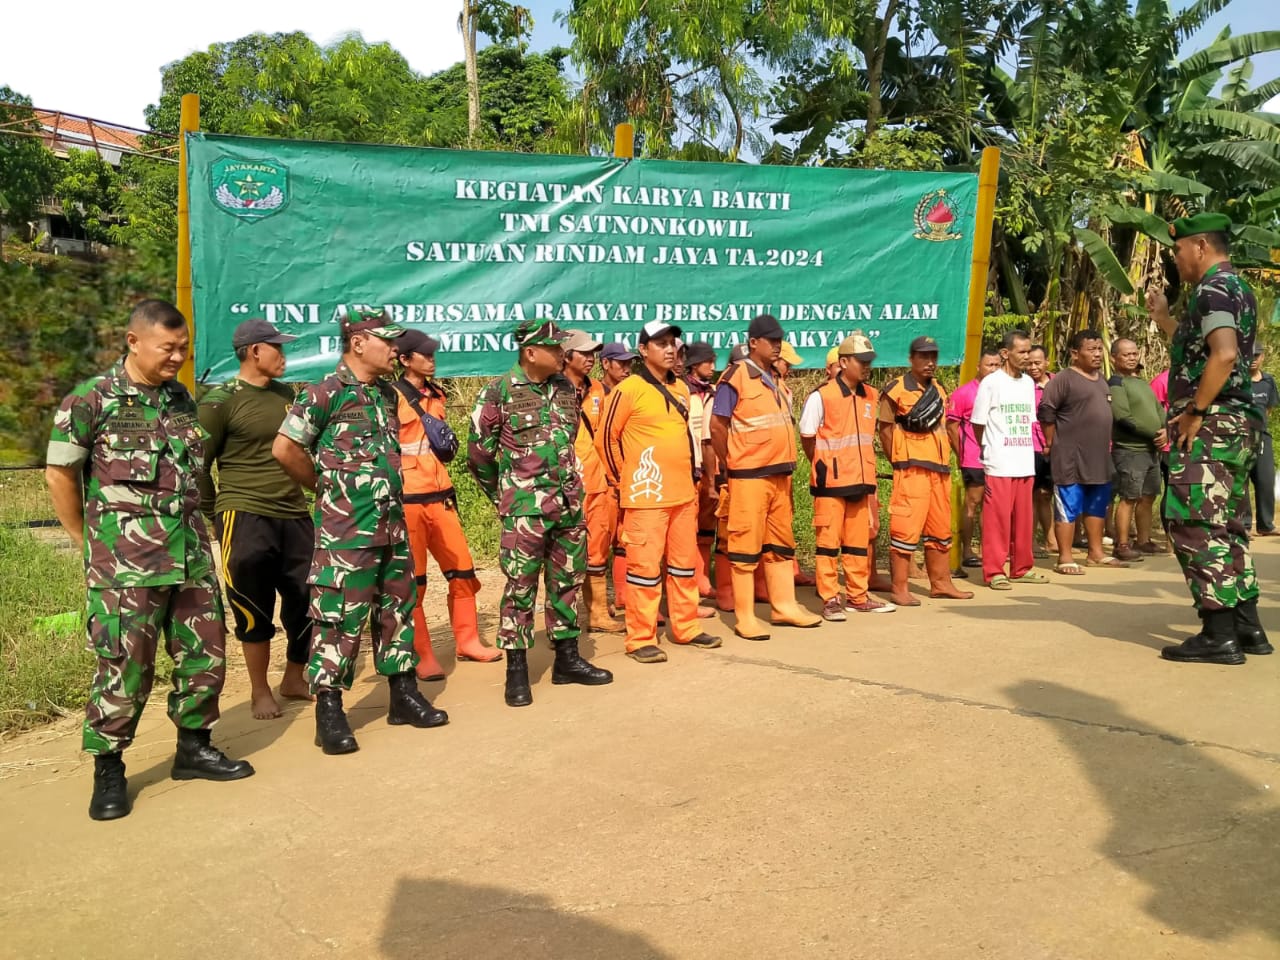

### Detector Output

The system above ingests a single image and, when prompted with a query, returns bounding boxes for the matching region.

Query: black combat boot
[386,672,449,727]
[505,648,532,707]
[551,637,614,686]
[171,728,256,781]
[1161,609,1246,665]
[88,752,131,821]
[314,689,359,755]
[1233,599,1273,655]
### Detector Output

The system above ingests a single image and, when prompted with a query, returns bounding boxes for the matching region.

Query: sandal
[988,574,1012,590]
[963,556,982,568]
[1053,562,1085,576]
[1011,571,1049,583]
[1086,556,1130,568]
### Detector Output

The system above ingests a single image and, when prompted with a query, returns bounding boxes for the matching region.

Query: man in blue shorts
[1039,329,1129,574]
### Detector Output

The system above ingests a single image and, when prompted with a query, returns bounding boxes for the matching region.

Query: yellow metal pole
[613,122,635,159]
[951,146,1001,570]
[176,93,200,391]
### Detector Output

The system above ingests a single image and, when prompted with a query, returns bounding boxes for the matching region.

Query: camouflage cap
[340,305,405,339]
[515,320,569,347]
[1169,212,1231,239]
[838,332,876,361]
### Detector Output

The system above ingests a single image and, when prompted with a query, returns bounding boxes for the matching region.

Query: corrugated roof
[32,109,147,155]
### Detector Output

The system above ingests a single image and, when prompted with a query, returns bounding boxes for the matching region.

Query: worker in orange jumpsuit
[601,321,720,661]
[799,333,896,619]
[394,329,501,680]
[772,340,817,591]
[709,315,822,640]
[597,341,637,611]
[682,341,719,598]
[877,335,974,606]
[562,330,626,633]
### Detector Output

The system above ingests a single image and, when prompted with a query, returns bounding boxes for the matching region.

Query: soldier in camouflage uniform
[1148,213,1270,664]
[44,299,254,822]
[273,307,448,753]
[467,320,614,706]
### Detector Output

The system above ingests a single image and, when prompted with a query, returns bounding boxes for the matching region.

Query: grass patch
[0,524,92,735]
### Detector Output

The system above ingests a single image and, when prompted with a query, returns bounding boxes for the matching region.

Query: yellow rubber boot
[731,566,771,641]
[765,560,822,628]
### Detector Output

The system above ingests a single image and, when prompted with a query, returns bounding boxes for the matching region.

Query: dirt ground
[1,543,1277,960]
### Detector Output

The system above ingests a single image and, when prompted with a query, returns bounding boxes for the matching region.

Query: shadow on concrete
[1005,681,1280,946]
[380,877,671,960]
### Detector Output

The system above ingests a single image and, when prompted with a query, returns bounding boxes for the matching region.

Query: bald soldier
[46,299,254,821]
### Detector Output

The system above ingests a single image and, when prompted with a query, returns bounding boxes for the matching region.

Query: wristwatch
[1189,403,1210,416]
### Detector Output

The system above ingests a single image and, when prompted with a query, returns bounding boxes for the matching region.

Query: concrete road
[1,545,1277,959]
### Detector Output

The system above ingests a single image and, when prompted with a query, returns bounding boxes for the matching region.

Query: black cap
[601,342,639,361]
[909,335,940,354]
[684,341,716,366]
[232,318,299,350]
[397,329,440,357]
[748,313,785,340]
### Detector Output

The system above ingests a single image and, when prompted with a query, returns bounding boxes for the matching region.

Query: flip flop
[988,575,1012,590]
[1053,562,1085,576]
[963,556,982,568]
[1011,571,1049,583]
[1086,557,1130,568]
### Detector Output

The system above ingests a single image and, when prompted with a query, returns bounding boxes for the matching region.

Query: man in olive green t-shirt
[1107,339,1168,560]
[199,319,314,720]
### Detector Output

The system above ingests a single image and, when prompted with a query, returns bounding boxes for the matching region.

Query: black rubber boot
[505,648,532,707]
[386,672,449,727]
[171,728,256,781]
[314,689,359,755]
[551,637,614,686]
[1161,610,1246,665]
[1233,599,1273,655]
[88,752,131,821]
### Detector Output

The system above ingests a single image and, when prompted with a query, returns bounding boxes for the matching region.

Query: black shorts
[219,509,314,660]
[961,467,985,488]
[1033,452,1053,491]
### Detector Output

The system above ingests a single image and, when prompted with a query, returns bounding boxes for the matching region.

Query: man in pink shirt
[947,350,1000,570]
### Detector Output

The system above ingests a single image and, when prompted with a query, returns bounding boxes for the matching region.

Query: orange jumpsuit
[575,377,618,577]
[880,374,953,554]
[601,368,700,651]
[805,378,880,604]
[717,360,797,570]
[395,379,483,666]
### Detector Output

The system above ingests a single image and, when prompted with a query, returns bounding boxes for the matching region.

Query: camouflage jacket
[46,360,213,589]
[467,363,583,518]
[278,360,404,549]
[1170,262,1258,415]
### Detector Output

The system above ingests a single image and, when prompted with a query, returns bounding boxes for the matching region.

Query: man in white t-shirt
[971,329,1048,589]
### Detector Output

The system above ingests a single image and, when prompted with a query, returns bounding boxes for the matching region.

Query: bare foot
[890,590,921,607]
[251,689,283,720]
[278,674,314,702]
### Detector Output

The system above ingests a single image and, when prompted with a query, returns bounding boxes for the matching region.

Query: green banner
[188,133,979,381]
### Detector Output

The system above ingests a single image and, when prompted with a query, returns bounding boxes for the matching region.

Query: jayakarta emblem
[210,156,289,220]
[913,189,962,242]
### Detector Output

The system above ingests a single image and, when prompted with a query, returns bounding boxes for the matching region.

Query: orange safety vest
[396,379,455,500]
[808,377,879,499]
[574,376,607,494]
[719,360,795,479]
[600,367,697,509]
[881,373,951,474]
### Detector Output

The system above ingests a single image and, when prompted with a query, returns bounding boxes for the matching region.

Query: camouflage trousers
[82,574,226,755]
[497,514,586,650]
[307,544,418,691]
[1165,410,1261,612]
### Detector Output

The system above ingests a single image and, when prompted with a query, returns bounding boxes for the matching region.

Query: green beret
[1169,212,1231,239]
[514,320,569,347]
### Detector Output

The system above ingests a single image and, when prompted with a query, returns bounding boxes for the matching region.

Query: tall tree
[459,1,535,144]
